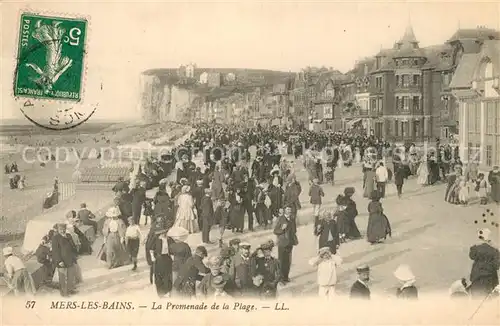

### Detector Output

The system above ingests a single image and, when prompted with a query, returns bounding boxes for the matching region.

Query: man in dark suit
[273,206,297,283]
[131,181,147,225]
[51,223,78,297]
[242,177,256,232]
[77,203,98,234]
[191,180,205,229]
[315,211,340,254]
[350,265,371,300]
[231,242,254,296]
[200,188,214,244]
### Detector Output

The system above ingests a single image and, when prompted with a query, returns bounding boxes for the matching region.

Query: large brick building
[338,25,499,143]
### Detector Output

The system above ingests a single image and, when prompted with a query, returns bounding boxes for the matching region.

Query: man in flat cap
[230,242,254,296]
[350,265,371,300]
[229,238,241,254]
[252,242,281,299]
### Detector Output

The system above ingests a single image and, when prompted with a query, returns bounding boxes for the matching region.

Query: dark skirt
[155,254,173,296]
[127,238,140,258]
[366,213,391,243]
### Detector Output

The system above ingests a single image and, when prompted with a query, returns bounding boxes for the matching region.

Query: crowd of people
[2,123,500,301]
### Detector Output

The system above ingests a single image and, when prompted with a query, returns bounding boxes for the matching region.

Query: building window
[468,142,473,161]
[413,96,420,112]
[442,73,451,86]
[402,121,409,136]
[371,98,377,112]
[403,97,410,111]
[413,75,421,86]
[396,75,401,87]
[377,98,383,112]
[497,101,500,134]
[402,75,410,87]
[486,102,495,134]
[375,76,383,89]
[413,59,419,66]
[395,120,399,136]
[486,145,493,167]
[475,104,481,133]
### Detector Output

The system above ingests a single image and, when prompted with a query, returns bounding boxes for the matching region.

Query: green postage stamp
[14,13,88,102]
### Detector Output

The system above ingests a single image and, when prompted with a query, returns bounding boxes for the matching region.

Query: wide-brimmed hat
[318,247,331,255]
[181,185,190,193]
[154,215,174,235]
[449,278,468,295]
[105,207,121,218]
[344,187,355,196]
[394,264,415,282]
[229,238,241,246]
[211,275,227,289]
[167,226,189,241]
[2,246,13,256]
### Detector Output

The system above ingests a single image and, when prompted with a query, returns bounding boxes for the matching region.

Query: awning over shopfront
[346,118,362,128]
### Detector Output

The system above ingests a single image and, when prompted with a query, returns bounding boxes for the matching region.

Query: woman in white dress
[174,186,199,234]
[416,160,429,186]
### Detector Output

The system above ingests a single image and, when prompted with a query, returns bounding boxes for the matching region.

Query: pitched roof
[422,43,454,70]
[399,24,419,44]
[448,28,500,43]
[449,53,481,89]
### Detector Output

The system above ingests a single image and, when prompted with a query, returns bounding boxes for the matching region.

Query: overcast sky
[1,0,499,121]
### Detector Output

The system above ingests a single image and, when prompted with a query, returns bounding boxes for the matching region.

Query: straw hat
[239,242,251,249]
[167,226,189,241]
[356,265,370,273]
[2,246,13,256]
[394,264,415,282]
[105,207,121,218]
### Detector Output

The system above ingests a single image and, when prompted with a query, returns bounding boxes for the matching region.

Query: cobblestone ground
[35,156,500,300]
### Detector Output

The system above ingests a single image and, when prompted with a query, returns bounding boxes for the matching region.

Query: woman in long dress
[151,228,175,297]
[211,163,225,201]
[102,207,129,269]
[416,160,429,186]
[445,166,462,204]
[366,191,392,244]
[363,166,376,198]
[174,186,199,233]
